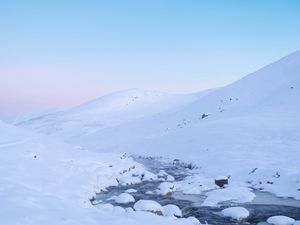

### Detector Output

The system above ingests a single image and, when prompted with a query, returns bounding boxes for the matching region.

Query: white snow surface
[162,204,182,217]
[157,182,175,195]
[133,200,163,213]
[3,50,300,224]
[167,174,175,182]
[185,217,201,225]
[0,121,197,225]
[113,193,135,204]
[117,174,142,185]
[202,186,256,207]
[267,216,296,225]
[16,50,300,200]
[16,89,200,142]
[221,207,250,220]
[142,171,159,181]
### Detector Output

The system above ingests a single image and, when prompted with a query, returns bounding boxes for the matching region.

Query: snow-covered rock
[215,176,229,188]
[142,171,158,181]
[175,175,215,195]
[158,170,168,177]
[162,204,182,217]
[167,175,175,182]
[157,182,175,195]
[113,193,135,204]
[267,216,296,225]
[221,207,249,220]
[133,200,163,214]
[202,186,255,207]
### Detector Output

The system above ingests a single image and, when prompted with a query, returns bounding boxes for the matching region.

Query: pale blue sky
[1,0,300,116]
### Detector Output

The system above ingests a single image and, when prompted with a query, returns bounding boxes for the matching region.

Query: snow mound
[221,207,249,220]
[167,175,175,182]
[133,200,163,214]
[142,171,158,181]
[117,175,141,185]
[267,216,296,225]
[202,186,255,207]
[113,193,135,204]
[157,182,175,195]
[175,175,215,195]
[162,204,182,217]
[158,170,168,177]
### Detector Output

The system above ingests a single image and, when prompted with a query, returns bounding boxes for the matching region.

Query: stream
[92,157,300,225]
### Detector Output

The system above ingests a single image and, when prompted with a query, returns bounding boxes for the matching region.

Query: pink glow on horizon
[0,66,116,114]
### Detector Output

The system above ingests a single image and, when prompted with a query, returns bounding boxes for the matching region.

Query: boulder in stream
[221,206,249,220]
[133,200,163,215]
[267,215,295,225]
[162,204,182,217]
[113,193,135,204]
[215,176,229,188]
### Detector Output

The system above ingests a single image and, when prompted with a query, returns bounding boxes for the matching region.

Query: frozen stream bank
[92,157,300,225]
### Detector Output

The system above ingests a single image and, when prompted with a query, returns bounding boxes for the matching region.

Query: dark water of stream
[92,157,300,225]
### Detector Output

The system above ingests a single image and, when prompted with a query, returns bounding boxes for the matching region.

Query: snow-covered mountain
[15,89,204,141]
[16,50,300,200]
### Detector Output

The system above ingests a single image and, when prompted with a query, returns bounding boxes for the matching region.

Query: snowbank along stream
[92,157,300,225]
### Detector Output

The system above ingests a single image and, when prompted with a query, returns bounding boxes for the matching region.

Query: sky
[0,0,300,117]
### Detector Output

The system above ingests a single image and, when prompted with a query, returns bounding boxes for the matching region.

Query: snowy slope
[52,50,300,152]
[16,50,300,200]
[16,89,202,142]
[0,121,199,225]
[87,51,300,199]
[83,51,300,199]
